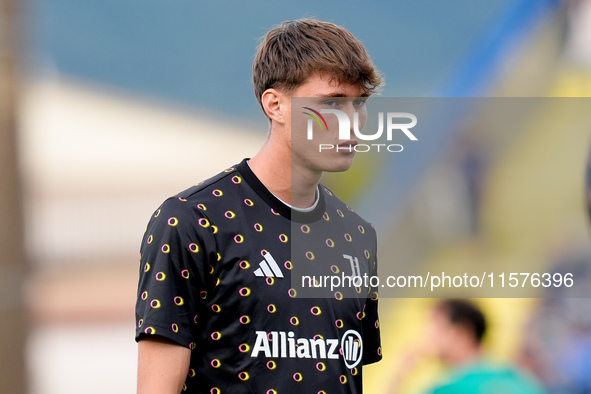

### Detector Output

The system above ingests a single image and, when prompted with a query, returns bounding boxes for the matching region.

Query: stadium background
[2,0,591,392]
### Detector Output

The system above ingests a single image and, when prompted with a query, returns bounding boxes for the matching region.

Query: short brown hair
[436,299,487,343]
[253,19,382,110]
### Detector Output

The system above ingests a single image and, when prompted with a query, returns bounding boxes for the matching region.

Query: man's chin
[320,156,356,173]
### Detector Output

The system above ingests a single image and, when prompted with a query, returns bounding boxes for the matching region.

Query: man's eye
[353,98,367,107]
[324,100,340,107]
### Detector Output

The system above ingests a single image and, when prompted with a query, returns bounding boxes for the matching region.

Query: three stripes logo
[341,329,363,369]
[302,107,329,139]
[253,252,284,278]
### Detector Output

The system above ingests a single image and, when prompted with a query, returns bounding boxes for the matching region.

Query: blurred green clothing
[429,359,545,394]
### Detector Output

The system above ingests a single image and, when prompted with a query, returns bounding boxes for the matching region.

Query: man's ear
[261,88,286,124]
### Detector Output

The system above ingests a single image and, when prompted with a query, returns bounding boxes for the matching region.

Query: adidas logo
[253,252,284,278]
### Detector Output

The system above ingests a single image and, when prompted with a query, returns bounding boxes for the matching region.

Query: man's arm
[137,336,191,394]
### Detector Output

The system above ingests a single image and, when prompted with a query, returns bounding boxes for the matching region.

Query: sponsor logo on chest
[250,329,363,369]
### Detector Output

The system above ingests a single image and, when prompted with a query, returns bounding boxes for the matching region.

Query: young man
[425,300,545,393]
[135,19,382,393]
[391,300,544,394]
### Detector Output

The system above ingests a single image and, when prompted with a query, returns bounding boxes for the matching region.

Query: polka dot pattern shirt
[135,159,381,393]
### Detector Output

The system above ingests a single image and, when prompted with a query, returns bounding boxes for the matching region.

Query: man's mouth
[337,140,358,148]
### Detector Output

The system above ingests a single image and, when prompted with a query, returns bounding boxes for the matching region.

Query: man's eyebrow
[317,92,371,98]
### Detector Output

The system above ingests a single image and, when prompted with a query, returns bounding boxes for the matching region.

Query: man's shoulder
[175,163,241,202]
[151,162,243,220]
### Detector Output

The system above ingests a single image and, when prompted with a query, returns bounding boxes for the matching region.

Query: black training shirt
[135,159,381,393]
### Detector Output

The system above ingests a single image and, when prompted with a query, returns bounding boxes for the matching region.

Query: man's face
[286,73,368,174]
[426,308,460,363]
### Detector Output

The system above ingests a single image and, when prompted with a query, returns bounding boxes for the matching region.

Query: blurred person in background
[517,246,591,393]
[135,19,382,393]
[425,299,544,394]
[391,299,545,394]
[562,0,591,66]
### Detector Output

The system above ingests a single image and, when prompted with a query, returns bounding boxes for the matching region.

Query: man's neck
[448,345,482,367]
[248,135,321,209]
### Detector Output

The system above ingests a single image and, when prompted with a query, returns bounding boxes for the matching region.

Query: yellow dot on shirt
[144,327,156,335]
[239,315,250,324]
[239,287,251,297]
[225,210,236,219]
[238,372,249,381]
[150,299,161,308]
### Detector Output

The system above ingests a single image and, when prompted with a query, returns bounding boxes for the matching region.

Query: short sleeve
[135,197,215,348]
[362,226,382,365]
